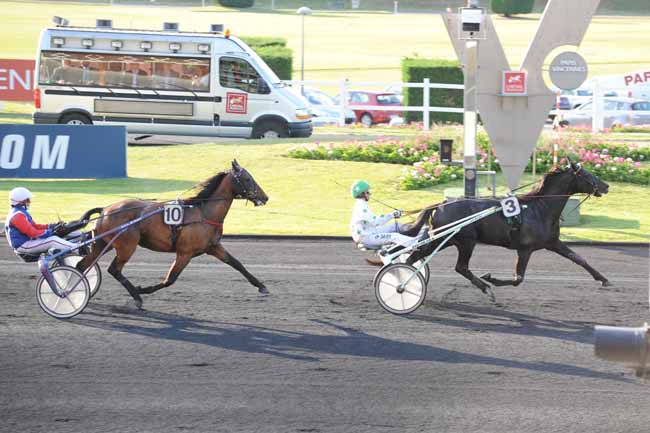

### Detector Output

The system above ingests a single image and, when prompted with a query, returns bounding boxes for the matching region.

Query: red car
[341,91,403,126]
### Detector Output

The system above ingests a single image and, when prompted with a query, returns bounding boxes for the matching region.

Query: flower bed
[286,125,650,189]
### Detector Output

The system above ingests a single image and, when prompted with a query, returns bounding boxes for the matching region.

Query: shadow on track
[73,304,628,383]
[409,301,596,345]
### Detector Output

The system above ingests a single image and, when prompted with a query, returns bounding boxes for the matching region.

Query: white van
[33,19,312,139]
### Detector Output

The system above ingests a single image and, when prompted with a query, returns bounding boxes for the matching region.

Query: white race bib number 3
[163,203,184,225]
[500,196,521,218]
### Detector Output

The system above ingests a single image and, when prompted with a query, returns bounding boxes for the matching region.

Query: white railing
[285,79,464,130]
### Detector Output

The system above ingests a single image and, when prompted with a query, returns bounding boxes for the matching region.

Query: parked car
[302,87,355,126]
[559,87,618,109]
[559,97,650,129]
[337,91,403,126]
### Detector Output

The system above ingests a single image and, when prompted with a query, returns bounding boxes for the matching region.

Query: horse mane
[524,166,570,197]
[186,171,229,201]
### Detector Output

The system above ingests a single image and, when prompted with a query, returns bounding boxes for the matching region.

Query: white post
[271,0,274,10]
[339,79,348,126]
[202,0,205,7]
[394,1,398,14]
[423,78,430,131]
[463,40,478,198]
[592,79,603,133]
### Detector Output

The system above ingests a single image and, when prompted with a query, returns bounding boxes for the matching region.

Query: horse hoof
[483,286,496,303]
[128,299,144,310]
[258,286,270,295]
[601,280,612,287]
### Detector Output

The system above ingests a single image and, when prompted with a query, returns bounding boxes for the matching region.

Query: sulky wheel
[374,263,427,315]
[36,266,90,319]
[60,255,102,298]
[397,253,430,285]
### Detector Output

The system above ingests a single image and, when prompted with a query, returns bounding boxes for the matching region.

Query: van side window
[38,51,210,92]
[219,57,269,95]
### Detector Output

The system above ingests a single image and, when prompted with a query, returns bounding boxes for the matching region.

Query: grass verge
[0,141,648,242]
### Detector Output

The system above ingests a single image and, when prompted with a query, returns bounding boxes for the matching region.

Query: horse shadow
[72,303,628,383]
[409,300,597,345]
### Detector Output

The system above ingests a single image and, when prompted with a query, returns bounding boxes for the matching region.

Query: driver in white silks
[349,180,418,250]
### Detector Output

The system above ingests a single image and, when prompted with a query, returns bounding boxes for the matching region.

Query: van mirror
[257,79,271,95]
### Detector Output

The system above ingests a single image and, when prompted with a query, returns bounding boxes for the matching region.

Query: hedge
[240,36,288,49]
[401,58,463,125]
[217,0,255,8]
[255,46,293,80]
[491,0,535,16]
[239,36,293,80]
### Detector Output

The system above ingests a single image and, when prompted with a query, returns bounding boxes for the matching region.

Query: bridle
[231,168,259,202]
[572,163,601,197]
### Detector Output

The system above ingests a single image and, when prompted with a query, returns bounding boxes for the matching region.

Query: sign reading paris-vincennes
[549,51,589,90]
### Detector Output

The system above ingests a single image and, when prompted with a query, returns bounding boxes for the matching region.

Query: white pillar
[394,1,398,14]
[423,78,430,131]
[592,80,603,132]
[339,79,348,127]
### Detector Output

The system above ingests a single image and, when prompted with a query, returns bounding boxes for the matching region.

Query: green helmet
[351,180,370,198]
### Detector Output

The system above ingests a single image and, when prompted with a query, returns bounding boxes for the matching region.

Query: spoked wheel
[36,266,90,319]
[374,263,427,315]
[59,254,102,298]
[397,253,430,284]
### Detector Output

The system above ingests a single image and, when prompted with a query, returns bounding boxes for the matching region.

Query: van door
[215,56,274,138]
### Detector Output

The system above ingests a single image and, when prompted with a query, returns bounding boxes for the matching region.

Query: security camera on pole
[459,0,486,198]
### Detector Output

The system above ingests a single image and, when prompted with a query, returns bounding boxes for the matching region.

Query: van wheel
[360,113,373,127]
[253,120,288,139]
[558,120,569,127]
[60,113,92,125]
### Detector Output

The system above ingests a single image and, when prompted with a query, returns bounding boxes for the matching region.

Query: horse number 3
[500,197,521,218]
[163,203,184,225]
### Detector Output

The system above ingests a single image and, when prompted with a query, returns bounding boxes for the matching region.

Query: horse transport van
[33,18,312,139]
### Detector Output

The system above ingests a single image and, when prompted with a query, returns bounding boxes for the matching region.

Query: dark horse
[77,160,269,308]
[402,162,610,299]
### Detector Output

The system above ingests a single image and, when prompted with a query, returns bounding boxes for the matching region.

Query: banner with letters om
[0,125,127,178]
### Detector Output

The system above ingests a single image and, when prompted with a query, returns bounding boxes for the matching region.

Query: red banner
[0,59,35,102]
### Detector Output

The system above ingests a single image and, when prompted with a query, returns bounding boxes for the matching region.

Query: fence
[285,78,464,130]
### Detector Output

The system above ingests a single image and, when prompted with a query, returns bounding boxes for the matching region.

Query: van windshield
[245,50,283,86]
[38,50,211,92]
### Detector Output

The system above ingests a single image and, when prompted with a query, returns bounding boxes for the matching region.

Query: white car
[303,88,355,126]
[559,97,650,128]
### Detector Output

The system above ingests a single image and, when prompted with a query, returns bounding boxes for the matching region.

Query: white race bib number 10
[500,196,521,218]
[163,202,184,225]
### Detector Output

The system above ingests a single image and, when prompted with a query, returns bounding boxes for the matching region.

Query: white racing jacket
[349,199,394,243]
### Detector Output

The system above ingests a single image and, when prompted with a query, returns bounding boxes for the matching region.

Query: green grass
[0,141,648,242]
[0,1,648,83]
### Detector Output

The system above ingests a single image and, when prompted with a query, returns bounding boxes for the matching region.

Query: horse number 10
[500,196,521,218]
[163,203,184,225]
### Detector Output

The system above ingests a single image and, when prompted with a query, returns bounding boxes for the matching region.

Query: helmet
[351,180,370,198]
[9,187,33,206]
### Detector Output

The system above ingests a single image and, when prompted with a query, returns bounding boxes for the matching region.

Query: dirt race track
[1,239,649,433]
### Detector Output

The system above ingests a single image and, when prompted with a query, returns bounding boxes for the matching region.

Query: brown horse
[77,160,269,309]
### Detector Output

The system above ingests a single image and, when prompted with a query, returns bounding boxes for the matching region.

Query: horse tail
[400,206,437,237]
[80,207,104,224]
[64,207,104,234]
